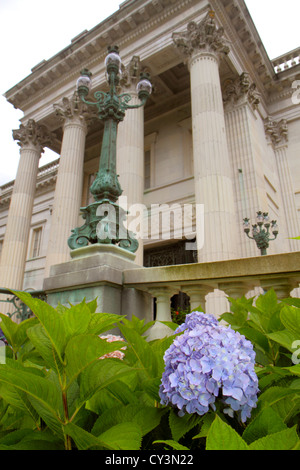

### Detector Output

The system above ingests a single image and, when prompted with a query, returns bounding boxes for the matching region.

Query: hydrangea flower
[99,334,126,360]
[159,312,259,422]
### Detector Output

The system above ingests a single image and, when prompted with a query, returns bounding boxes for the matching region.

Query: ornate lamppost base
[67,199,139,254]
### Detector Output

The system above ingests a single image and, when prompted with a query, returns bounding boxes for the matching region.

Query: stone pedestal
[43,244,152,325]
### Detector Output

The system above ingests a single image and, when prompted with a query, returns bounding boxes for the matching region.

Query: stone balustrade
[123,251,300,335]
[42,248,300,341]
[0,158,60,205]
[272,47,300,73]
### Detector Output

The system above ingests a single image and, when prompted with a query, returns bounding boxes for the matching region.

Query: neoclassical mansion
[0,0,299,320]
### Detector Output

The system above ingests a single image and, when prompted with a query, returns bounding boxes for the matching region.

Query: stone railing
[0,158,59,202]
[42,247,300,340]
[123,252,300,329]
[272,47,300,73]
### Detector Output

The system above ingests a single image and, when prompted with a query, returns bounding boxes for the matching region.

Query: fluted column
[265,118,300,251]
[0,120,51,290]
[44,93,89,277]
[117,56,145,266]
[173,11,239,262]
[223,73,267,257]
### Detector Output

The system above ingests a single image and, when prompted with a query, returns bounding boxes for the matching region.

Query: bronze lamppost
[68,46,152,253]
[243,211,279,256]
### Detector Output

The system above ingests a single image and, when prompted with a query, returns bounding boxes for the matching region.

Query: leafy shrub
[0,289,299,450]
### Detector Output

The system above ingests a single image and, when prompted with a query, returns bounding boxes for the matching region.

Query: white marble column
[117,56,145,266]
[173,12,239,262]
[223,73,267,257]
[0,120,51,290]
[264,118,300,251]
[44,93,89,277]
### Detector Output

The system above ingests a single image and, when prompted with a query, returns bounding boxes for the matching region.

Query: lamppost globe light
[137,73,152,100]
[76,69,92,97]
[243,211,278,256]
[243,218,250,232]
[68,45,152,254]
[105,46,122,74]
[256,211,264,224]
[271,221,279,235]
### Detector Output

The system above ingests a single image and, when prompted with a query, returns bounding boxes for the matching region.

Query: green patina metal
[243,211,279,256]
[68,46,151,253]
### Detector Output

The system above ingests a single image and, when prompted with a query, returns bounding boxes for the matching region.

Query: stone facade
[0,0,299,306]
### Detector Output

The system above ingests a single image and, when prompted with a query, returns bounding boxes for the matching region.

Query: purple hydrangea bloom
[159,312,259,422]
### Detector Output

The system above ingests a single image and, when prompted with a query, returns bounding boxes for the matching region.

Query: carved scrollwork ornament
[223,72,261,111]
[264,117,288,146]
[12,119,52,153]
[53,91,97,128]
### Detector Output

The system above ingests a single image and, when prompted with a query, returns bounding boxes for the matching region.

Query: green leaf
[27,324,64,376]
[255,289,280,318]
[64,422,109,450]
[65,335,126,386]
[281,305,300,337]
[242,408,287,444]
[122,315,155,335]
[153,440,190,450]
[92,404,164,437]
[11,291,66,362]
[86,312,124,336]
[239,326,270,353]
[169,409,203,442]
[0,314,38,355]
[0,383,40,427]
[86,298,98,313]
[141,377,161,402]
[65,422,142,450]
[79,358,137,406]
[257,386,300,423]
[87,380,139,414]
[267,329,299,353]
[192,413,215,439]
[98,422,143,450]
[118,324,157,378]
[62,301,91,340]
[149,335,176,377]
[283,364,300,377]
[282,298,300,308]
[0,365,62,432]
[206,415,249,450]
[249,426,299,450]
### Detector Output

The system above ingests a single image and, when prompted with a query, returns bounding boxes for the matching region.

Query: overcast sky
[0,0,299,185]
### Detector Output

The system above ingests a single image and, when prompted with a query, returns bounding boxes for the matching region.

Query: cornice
[4,0,196,113]
[211,0,275,107]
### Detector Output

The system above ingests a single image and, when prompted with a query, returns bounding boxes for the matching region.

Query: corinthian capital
[172,11,230,60]
[12,119,52,152]
[264,117,288,146]
[54,91,96,127]
[223,72,261,111]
